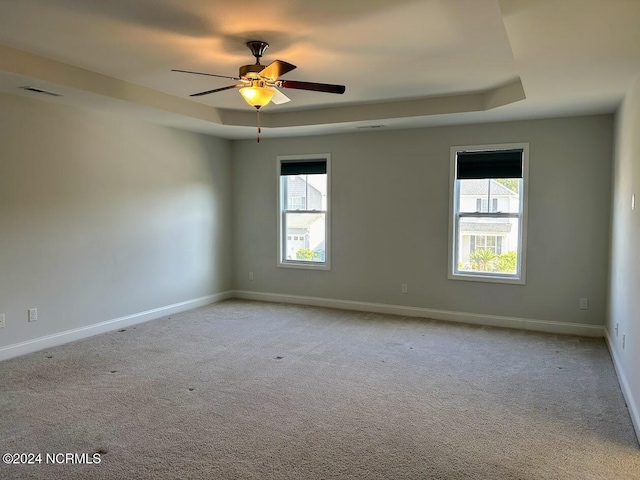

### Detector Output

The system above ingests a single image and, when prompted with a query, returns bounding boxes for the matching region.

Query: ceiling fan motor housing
[239,64,265,79]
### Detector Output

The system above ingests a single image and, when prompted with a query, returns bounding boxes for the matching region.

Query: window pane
[458,218,519,274]
[458,179,521,213]
[284,212,326,262]
[285,174,327,210]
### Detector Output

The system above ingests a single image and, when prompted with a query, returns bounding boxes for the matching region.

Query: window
[477,198,498,213]
[448,143,528,284]
[289,197,304,210]
[472,235,499,254]
[278,154,330,270]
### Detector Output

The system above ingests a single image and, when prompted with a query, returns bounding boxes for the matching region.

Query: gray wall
[0,94,233,348]
[232,115,613,326]
[0,94,616,349]
[609,75,640,431]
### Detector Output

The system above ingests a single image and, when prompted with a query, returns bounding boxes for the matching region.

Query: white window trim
[447,143,529,285]
[277,153,331,271]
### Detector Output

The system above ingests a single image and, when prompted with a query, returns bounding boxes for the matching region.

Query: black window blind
[281,160,326,176]
[457,149,523,179]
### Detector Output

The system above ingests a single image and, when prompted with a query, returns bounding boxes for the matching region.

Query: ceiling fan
[172,41,346,111]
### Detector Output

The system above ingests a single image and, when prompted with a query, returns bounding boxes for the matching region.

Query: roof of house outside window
[460,222,512,233]
[459,179,517,196]
[287,215,322,229]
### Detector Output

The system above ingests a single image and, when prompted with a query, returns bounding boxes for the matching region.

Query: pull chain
[256,107,261,143]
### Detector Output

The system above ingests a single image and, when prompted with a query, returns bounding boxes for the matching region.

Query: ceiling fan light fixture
[173,39,345,116]
[239,86,276,109]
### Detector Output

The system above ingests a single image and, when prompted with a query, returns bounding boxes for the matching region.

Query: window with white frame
[289,196,304,210]
[472,235,499,254]
[477,198,498,213]
[448,144,528,284]
[277,154,330,270]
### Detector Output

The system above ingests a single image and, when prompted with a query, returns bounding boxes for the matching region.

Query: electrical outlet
[0,314,5,329]
[622,334,626,349]
[249,272,254,281]
[632,193,635,211]
[28,308,37,322]
[615,323,619,337]
[579,298,589,310]
[401,283,408,294]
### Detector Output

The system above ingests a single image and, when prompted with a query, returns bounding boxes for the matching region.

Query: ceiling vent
[20,86,62,97]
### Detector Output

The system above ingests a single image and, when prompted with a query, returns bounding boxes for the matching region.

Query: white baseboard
[605,329,640,444]
[1,287,605,361]
[0,291,234,362]
[233,290,604,337]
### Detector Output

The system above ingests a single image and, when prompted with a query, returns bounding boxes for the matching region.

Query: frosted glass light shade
[239,86,276,108]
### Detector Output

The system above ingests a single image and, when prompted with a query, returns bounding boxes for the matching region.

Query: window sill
[448,272,525,285]
[278,261,331,271]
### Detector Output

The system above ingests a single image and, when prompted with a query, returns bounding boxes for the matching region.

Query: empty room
[1,0,639,478]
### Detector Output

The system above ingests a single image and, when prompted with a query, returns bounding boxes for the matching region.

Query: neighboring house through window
[448,144,529,283]
[477,197,498,213]
[289,196,305,210]
[277,154,330,270]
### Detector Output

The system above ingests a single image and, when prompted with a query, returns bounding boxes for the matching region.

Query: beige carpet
[1,300,638,479]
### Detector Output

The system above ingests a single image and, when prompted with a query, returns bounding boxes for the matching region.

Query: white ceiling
[0,0,639,139]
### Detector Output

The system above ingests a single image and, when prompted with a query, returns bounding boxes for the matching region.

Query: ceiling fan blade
[190,85,240,97]
[270,87,291,105]
[259,60,297,81]
[279,80,345,94]
[172,69,240,81]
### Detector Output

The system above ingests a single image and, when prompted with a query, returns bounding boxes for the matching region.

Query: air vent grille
[20,86,62,97]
